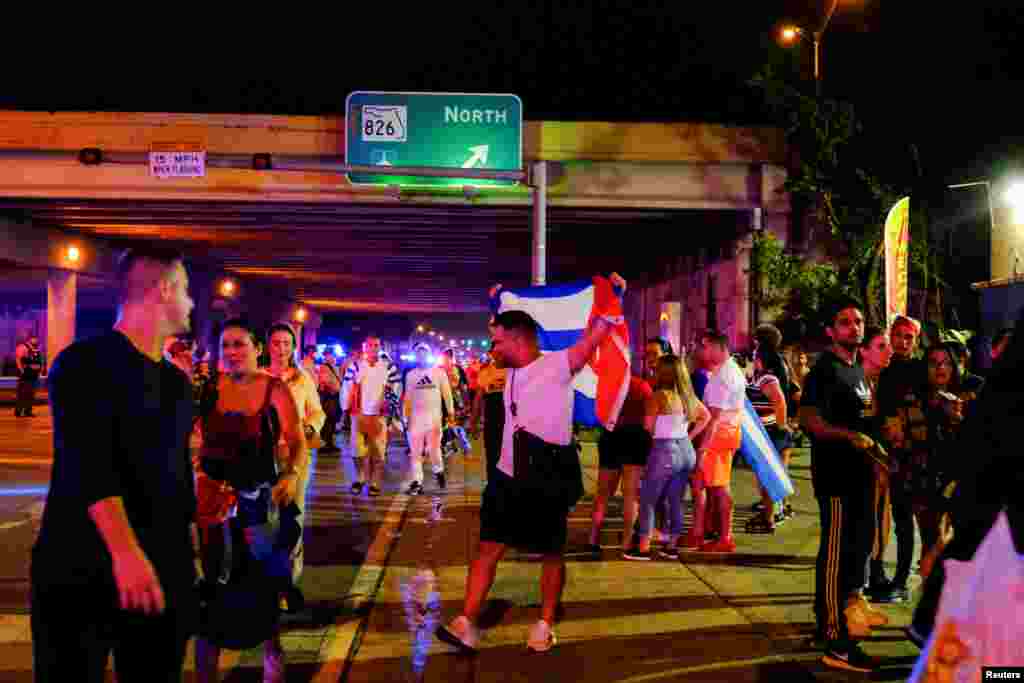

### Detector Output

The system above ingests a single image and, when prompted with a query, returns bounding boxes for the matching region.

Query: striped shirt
[342,357,402,416]
[747,373,782,428]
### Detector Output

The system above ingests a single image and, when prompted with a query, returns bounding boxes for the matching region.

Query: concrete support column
[532,161,547,286]
[735,231,755,350]
[47,269,77,369]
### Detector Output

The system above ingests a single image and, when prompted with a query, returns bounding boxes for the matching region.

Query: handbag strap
[510,369,518,419]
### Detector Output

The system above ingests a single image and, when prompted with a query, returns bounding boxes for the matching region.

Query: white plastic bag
[908,511,1024,682]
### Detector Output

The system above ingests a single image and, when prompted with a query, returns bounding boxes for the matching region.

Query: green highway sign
[345,91,523,186]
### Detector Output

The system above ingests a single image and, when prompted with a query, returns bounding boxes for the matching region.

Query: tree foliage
[747,65,943,331]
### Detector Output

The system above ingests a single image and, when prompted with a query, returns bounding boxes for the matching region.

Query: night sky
[4,2,1021,184]
[5,2,1019,335]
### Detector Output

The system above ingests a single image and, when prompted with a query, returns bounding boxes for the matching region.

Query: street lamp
[948,180,997,246]
[1005,182,1024,217]
[778,0,840,96]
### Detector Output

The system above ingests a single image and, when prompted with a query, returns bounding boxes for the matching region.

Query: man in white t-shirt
[688,330,746,554]
[341,336,402,497]
[403,343,454,495]
[437,274,627,655]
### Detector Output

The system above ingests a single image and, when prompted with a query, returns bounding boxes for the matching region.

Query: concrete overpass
[0,111,791,366]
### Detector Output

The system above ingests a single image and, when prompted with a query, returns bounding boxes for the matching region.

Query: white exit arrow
[462,145,490,168]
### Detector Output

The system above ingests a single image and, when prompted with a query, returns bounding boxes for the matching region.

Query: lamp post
[948,180,996,265]
[779,0,840,96]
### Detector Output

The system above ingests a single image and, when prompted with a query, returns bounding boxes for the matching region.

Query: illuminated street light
[1005,181,1024,209]
[949,178,1024,278]
[294,307,308,323]
[66,245,81,263]
[417,325,425,333]
[219,279,236,297]
[1005,182,1024,245]
[776,0,840,96]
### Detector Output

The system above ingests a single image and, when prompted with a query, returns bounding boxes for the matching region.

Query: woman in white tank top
[624,355,711,561]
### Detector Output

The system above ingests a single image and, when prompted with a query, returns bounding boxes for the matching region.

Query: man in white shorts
[404,343,454,495]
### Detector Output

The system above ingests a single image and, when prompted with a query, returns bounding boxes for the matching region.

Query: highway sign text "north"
[444,107,510,125]
[346,91,522,187]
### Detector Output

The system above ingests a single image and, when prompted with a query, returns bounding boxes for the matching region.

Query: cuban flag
[737,399,795,502]
[489,276,630,429]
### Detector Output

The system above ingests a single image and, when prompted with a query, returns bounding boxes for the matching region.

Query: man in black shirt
[31,247,197,683]
[801,299,889,672]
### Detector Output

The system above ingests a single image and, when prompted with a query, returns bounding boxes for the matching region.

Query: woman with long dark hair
[265,323,324,588]
[881,341,965,601]
[193,319,306,683]
[587,374,652,555]
[744,346,795,533]
[908,313,1024,651]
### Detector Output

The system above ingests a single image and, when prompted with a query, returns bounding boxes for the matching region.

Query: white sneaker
[436,615,480,653]
[527,619,557,653]
[856,594,890,627]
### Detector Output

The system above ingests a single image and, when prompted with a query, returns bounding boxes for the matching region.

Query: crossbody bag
[509,368,584,509]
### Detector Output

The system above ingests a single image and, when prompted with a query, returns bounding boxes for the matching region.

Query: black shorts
[598,424,652,469]
[479,469,569,555]
[766,426,793,454]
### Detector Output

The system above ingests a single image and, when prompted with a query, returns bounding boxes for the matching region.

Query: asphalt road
[0,407,928,681]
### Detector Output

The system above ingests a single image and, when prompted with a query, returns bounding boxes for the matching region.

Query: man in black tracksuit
[800,299,887,673]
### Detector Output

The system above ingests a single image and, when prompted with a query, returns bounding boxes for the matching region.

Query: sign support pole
[532,160,547,286]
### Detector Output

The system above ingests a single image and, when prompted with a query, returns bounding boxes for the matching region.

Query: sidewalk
[0,423,925,681]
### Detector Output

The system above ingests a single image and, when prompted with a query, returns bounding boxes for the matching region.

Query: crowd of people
[27,245,1022,679]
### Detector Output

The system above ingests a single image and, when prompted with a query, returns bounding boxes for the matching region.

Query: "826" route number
[361,105,407,142]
